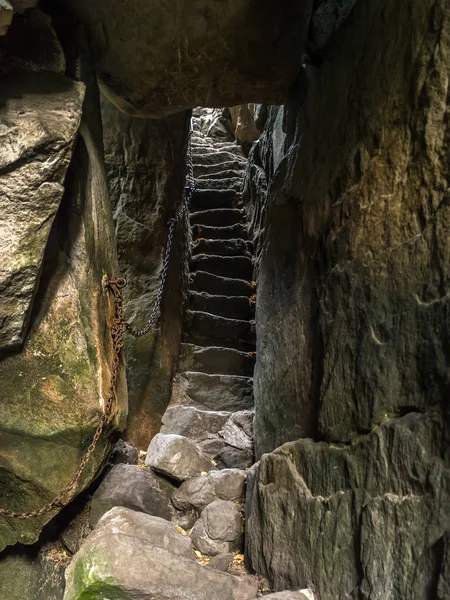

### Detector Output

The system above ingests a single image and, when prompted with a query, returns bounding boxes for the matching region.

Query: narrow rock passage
[65,111,269,600]
[166,109,256,471]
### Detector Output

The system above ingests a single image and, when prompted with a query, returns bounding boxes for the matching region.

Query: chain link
[0,120,195,519]
[126,125,195,337]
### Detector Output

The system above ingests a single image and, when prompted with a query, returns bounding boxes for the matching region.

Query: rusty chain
[0,277,126,520]
[0,121,195,519]
[125,125,195,337]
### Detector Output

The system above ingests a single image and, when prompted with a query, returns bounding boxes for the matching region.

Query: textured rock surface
[107,438,138,467]
[0,543,66,600]
[92,507,194,558]
[247,0,450,455]
[0,24,127,551]
[0,0,38,36]
[0,7,66,74]
[161,405,231,442]
[172,468,246,512]
[191,499,243,556]
[252,593,313,600]
[0,72,84,350]
[172,371,254,412]
[229,105,261,152]
[246,411,450,599]
[102,100,189,448]
[64,506,257,600]
[90,464,175,526]
[146,433,216,481]
[60,0,313,117]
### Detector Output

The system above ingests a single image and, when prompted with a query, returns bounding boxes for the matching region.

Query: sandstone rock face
[60,0,313,117]
[0,22,127,551]
[102,99,189,448]
[0,73,84,351]
[64,506,258,600]
[244,0,450,597]
[247,412,450,599]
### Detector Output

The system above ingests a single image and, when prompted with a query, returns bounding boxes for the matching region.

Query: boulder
[0,0,38,37]
[92,507,194,559]
[107,438,139,466]
[90,464,175,526]
[172,468,246,512]
[206,553,235,573]
[146,433,216,482]
[219,410,254,452]
[229,105,261,152]
[59,0,313,117]
[0,542,67,600]
[0,28,127,551]
[198,438,254,470]
[0,72,84,350]
[246,412,450,599]
[0,7,66,74]
[64,506,258,600]
[161,405,232,442]
[191,500,243,556]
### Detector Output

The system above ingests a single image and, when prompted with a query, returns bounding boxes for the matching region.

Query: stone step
[178,343,255,377]
[160,405,232,443]
[189,291,254,320]
[194,177,242,192]
[190,271,254,297]
[191,255,253,280]
[184,310,255,344]
[182,333,255,353]
[193,151,246,165]
[172,371,254,412]
[192,238,252,258]
[196,169,244,181]
[190,189,241,211]
[191,222,248,240]
[190,208,244,228]
[192,142,243,154]
[194,160,247,177]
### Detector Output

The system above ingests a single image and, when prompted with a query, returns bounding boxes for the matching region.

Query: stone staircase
[165,110,256,471]
[62,113,315,599]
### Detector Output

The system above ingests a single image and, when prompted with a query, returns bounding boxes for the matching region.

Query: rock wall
[0,10,127,553]
[246,0,450,597]
[59,0,314,117]
[102,101,190,448]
